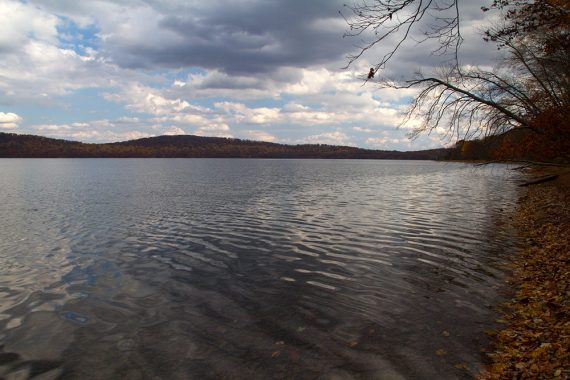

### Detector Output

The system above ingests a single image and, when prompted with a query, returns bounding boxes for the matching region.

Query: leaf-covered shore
[479,169,570,379]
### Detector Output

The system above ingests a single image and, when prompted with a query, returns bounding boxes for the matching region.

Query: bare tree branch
[343,0,570,155]
[342,0,461,69]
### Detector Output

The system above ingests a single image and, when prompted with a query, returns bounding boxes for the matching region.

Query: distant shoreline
[0,157,442,160]
[0,132,449,160]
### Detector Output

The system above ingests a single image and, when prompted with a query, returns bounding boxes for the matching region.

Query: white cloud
[69,130,146,141]
[30,120,154,142]
[33,124,71,131]
[194,123,232,138]
[1,3,419,144]
[353,127,375,133]
[240,130,276,142]
[301,131,355,146]
[104,84,196,115]
[93,69,420,146]
[283,68,333,95]
[4,0,468,149]
[0,1,153,105]
[39,129,153,142]
[1,0,509,151]
[0,112,22,129]
[1,36,122,103]
[163,126,186,135]
[215,102,280,125]
[366,137,402,146]
[103,83,237,138]
[0,1,59,52]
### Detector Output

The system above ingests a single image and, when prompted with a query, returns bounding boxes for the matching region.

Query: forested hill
[0,132,448,159]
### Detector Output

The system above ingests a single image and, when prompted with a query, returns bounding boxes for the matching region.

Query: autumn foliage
[498,108,570,161]
[0,132,448,160]
[448,106,570,163]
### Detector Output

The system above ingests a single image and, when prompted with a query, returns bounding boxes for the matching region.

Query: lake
[0,159,521,379]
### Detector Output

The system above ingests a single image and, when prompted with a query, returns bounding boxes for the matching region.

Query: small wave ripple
[0,159,521,379]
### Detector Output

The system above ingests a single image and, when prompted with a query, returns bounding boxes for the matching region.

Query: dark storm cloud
[27,0,500,80]
[102,0,352,74]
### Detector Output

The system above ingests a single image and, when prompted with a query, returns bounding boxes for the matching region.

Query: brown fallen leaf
[436,349,447,356]
[454,362,468,370]
[515,362,526,370]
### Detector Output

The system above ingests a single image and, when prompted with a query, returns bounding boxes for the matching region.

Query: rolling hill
[0,132,449,159]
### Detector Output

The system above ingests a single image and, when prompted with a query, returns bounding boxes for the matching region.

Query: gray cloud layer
[29,0,498,76]
[4,0,501,149]
[31,0,351,74]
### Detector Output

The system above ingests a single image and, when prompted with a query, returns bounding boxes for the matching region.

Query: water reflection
[0,159,520,379]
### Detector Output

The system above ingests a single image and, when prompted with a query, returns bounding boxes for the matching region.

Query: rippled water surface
[0,159,521,379]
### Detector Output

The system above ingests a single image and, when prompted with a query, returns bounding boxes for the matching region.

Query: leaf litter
[478,170,570,379]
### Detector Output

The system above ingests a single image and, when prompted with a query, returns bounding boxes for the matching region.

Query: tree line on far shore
[0,132,448,160]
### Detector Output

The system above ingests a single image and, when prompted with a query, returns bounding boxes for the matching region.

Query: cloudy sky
[0,0,498,150]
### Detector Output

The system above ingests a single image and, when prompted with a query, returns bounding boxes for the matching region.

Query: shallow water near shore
[0,159,521,379]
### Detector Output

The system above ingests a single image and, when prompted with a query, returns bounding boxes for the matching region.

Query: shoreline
[479,167,570,379]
